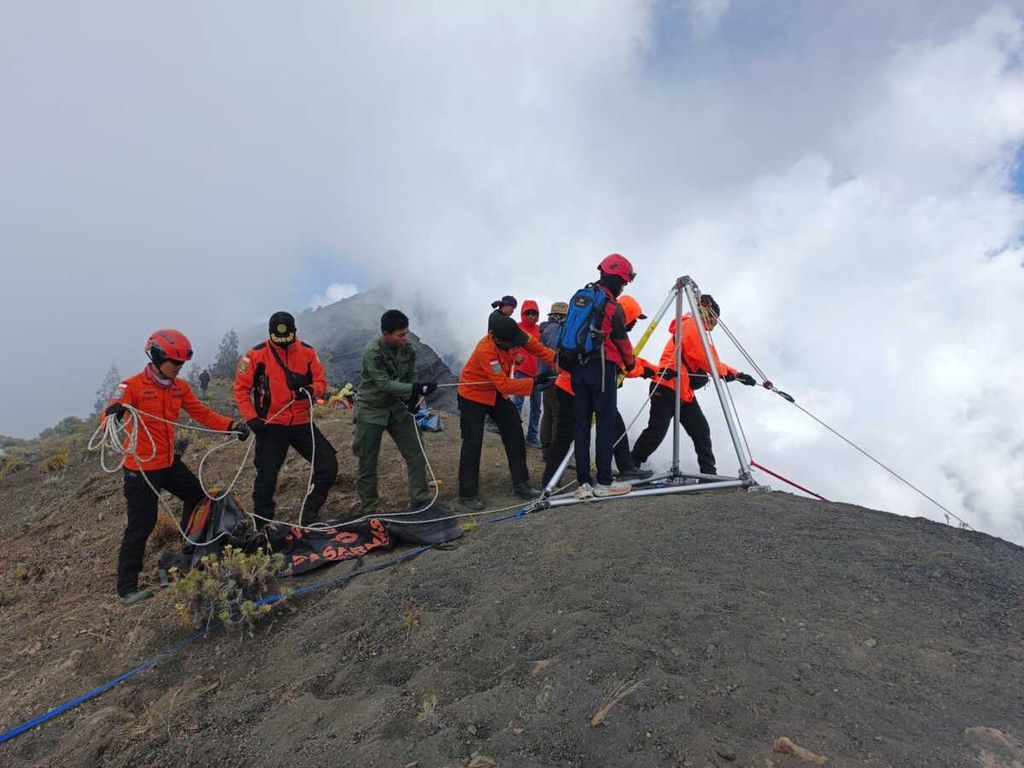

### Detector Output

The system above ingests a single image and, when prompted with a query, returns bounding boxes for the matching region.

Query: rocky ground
[1,386,1023,768]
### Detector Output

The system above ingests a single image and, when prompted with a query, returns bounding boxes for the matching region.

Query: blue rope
[0,544,434,745]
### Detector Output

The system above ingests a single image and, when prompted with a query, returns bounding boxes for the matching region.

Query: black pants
[543,389,636,486]
[632,385,716,474]
[539,384,559,449]
[118,459,204,596]
[458,395,529,499]
[253,423,338,525]
[571,359,619,486]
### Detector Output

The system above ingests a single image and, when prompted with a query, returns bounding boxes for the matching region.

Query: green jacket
[355,337,416,426]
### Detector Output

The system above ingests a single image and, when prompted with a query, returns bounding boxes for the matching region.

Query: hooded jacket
[233,337,328,426]
[515,300,542,377]
[651,315,737,402]
[103,366,233,471]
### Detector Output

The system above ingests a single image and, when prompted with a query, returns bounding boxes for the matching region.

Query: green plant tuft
[170,546,286,634]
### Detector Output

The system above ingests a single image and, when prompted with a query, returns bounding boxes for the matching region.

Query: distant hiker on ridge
[102,329,248,605]
[233,311,337,527]
[198,368,211,398]
[353,309,437,515]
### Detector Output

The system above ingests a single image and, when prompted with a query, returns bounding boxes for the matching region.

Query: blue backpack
[556,284,609,367]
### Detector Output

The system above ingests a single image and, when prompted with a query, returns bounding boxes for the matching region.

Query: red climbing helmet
[145,329,194,365]
[597,253,636,283]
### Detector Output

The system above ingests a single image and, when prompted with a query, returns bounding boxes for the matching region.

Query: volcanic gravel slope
[2,406,1023,768]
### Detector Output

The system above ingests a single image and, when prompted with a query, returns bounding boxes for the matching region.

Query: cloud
[1,2,1023,543]
[309,283,359,309]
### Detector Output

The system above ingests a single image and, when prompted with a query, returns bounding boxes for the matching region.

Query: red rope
[750,460,829,501]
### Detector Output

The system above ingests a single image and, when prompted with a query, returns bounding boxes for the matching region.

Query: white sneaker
[573,483,595,500]
[594,481,631,497]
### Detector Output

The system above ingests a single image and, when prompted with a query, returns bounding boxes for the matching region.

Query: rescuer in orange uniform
[102,329,247,605]
[630,294,756,476]
[233,311,337,526]
[457,314,557,510]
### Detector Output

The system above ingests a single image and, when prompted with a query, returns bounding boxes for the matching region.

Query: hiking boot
[118,589,154,606]
[459,497,486,511]
[617,467,654,481]
[526,438,543,449]
[573,483,595,500]
[512,482,541,499]
[594,481,631,497]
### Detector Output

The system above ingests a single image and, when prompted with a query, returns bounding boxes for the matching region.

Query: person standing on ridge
[511,299,544,448]
[233,311,338,527]
[630,294,756,477]
[565,254,637,499]
[538,301,568,450]
[541,294,658,486]
[457,314,557,510]
[198,368,211,398]
[353,309,437,514]
[102,329,248,605]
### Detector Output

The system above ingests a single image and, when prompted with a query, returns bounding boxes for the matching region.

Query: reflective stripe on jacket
[459,333,555,406]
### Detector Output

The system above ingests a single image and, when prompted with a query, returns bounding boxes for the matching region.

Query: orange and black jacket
[651,315,737,402]
[233,337,328,426]
[102,366,233,472]
[459,333,556,407]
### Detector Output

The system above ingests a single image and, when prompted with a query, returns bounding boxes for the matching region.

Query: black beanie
[491,315,528,346]
[269,311,297,345]
[699,294,721,319]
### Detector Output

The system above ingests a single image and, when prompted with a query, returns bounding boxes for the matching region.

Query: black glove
[533,371,557,391]
[411,381,437,397]
[104,403,127,421]
[659,369,677,380]
[246,417,267,435]
[735,372,757,386]
[640,366,655,379]
[296,386,314,401]
[229,421,251,441]
[406,395,423,414]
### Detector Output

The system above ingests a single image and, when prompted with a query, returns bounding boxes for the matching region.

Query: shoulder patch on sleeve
[238,356,250,374]
[112,384,127,400]
[489,360,502,375]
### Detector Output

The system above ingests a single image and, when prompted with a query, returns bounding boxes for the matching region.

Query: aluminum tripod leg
[680,278,753,480]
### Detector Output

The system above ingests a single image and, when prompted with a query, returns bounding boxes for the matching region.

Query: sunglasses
[165,359,187,367]
[524,310,539,316]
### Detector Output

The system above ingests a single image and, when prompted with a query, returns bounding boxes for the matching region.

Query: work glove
[658,369,677,380]
[405,395,423,414]
[104,403,127,421]
[246,417,267,435]
[229,421,251,441]
[533,371,557,391]
[640,366,656,379]
[295,386,315,401]
[735,372,757,386]
[724,372,736,382]
[411,382,438,397]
